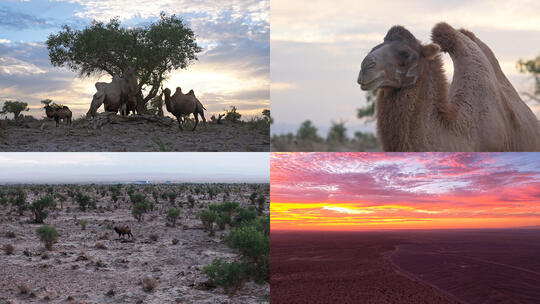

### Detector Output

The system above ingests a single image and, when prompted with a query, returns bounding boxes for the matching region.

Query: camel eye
[399,51,410,59]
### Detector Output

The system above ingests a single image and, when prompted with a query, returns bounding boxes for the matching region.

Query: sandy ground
[0,184,269,304]
[0,114,269,152]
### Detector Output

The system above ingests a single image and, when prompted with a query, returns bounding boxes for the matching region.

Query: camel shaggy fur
[163,87,207,131]
[114,225,133,238]
[86,67,138,118]
[44,104,72,127]
[357,23,540,151]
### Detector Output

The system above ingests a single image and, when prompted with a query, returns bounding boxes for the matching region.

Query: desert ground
[0,113,270,152]
[0,183,269,304]
[271,230,540,304]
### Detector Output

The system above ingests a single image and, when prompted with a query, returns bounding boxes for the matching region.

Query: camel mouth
[360,76,384,90]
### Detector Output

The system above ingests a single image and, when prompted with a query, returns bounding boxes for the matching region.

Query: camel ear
[421,43,440,60]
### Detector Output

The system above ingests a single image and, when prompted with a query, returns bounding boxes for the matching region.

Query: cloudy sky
[271,0,540,137]
[0,152,269,183]
[0,0,269,119]
[271,153,540,230]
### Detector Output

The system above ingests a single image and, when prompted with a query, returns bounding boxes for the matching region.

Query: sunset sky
[271,153,540,230]
[271,0,540,136]
[0,0,269,119]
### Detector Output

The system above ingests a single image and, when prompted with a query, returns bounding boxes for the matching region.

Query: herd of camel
[45,66,208,131]
[358,22,540,152]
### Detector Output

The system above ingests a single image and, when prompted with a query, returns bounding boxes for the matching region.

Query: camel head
[358,26,441,90]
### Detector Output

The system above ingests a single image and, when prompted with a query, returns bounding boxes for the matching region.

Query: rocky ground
[0,184,270,304]
[0,113,270,152]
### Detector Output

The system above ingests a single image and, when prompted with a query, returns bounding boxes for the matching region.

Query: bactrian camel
[357,22,540,152]
[86,66,138,118]
[44,104,72,127]
[163,87,207,131]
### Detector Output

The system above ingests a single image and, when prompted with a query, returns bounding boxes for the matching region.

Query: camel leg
[192,113,199,131]
[55,116,59,128]
[200,111,207,128]
[177,116,183,131]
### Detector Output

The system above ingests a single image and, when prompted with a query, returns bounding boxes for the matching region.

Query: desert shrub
[95,241,107,249]
[132,200,152,222]
[55,193,67,209]
[149,233,159,242]
[30,195,56,223]
[36,225,59,250]
[166,192,177,204]
[200,210,218,236]
[187,195,195,207]
[258,215,270,237]
[79,219,87,230]
[3,244,14,255]
[75,192,91,211]
[130,193,147,205]
[225,225,269,261]
[172,238,179,245]
[9,187,28,215]
[215,215,227,230]
[167,207,181,227]
[1,100,29,119]
[141,275,157,292]
[202,259,248,293]
[224,106,241,122]
[5,231,16,238]
[232,207,257,227]
[249,192,258,204]
[207,187,216,199]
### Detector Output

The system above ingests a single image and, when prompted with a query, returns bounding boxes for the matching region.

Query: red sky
[271,153,540,230]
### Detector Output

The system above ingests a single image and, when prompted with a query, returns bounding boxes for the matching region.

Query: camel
[86,66,138,118]
[44,104,72,127]
[357,23,540,152]
[163,87,207,131]
[114,225,133,238]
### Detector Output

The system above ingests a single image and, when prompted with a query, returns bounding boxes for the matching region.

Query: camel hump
[431,22,460,54]
[175,87,182,93]
[187,89,195,96]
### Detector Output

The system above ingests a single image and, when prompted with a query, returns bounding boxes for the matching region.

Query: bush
[202,259,248,293]
[224,106,241,122]
[9,187,27,215]
[30,195,56,223]
[232,207,257,227]
[167,192,177,204]
[36,225,59,250]
[225,225,268,261]
[76,192,91,211]
[167,207,181,227]
[200,210,218,236]
[141,275,157,292]
[130,193,147,205]
[132,200,152,221]
[79,219,87,230]
[1,100,29,119]
[3,244,14,255]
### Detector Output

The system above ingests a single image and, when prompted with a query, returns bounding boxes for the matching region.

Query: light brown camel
[163,87,207,131]
[86,66,138,118]
[44,104,72,127]
[357,23,540,152]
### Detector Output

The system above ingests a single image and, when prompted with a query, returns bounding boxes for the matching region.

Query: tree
[30,195,56,223]
[132,200,152,222]
[36,225,59,250]
[75,192,91,211]
[46,13,202,112]
[1,100,29,119]
[357,89,378,120]
[517,56,540,102]
[167,207,181,227]
[200,210,218,236]
[327,120,348,145]
[9,187,27,215]
[296,120,323,142]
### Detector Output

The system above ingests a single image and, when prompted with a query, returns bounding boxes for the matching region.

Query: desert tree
[1,100,29,119]
[46,13,202,113]
[36,225,59,251]
[30,195,56,223]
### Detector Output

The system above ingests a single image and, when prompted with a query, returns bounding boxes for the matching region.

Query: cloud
[0,6,56,30]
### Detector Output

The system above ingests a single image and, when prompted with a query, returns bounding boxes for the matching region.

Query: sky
[271,0,540,137]
[271,153,540,230]
[0,152,269,183]
[0,0,269,119]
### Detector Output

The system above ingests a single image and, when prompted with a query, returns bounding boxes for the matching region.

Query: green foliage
[9,187,27,215]
[202,260,249,293]
[225,225,269,260]
[36,225,59,250]
[357,89,378,119]
[167,207,181,226]
[1,100,29,119]
[129,193,147,205]
[249,192,258,204]
[75,192,91,211]
[232,207,257,227]
[225,106,242,122]
[296,120,323,142]
[517,56,540,99]
[326,121,348,145]
[167,192,177,204]
[132,200,152,222]
[79,219,87,230]
[46,13,202,107]
[200,210,218,236]
[30,195,56,223]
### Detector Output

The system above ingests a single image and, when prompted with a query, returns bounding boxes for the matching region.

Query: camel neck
[376,57,451,151]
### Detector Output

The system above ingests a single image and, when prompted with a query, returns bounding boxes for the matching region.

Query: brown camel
[357,23,540,152]
[163,87,207,131]
[87,66,138,118]
[44,104,72,127]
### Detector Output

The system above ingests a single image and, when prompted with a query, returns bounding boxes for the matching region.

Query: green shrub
[79,219,87,230]
[1,100,29,119]
[167,192,177,204]
[167,207,181,227]
[225,225,269,261]
[36,225,59,250]
[232,207,257,227]
[224,106,241,122]
[9,187,27,215]
[200,210,218,236]
[75,192,91,211]
[132,200,152,222]
[202,259,248,293]
[129,193,146,205]
[30,195,56,223]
